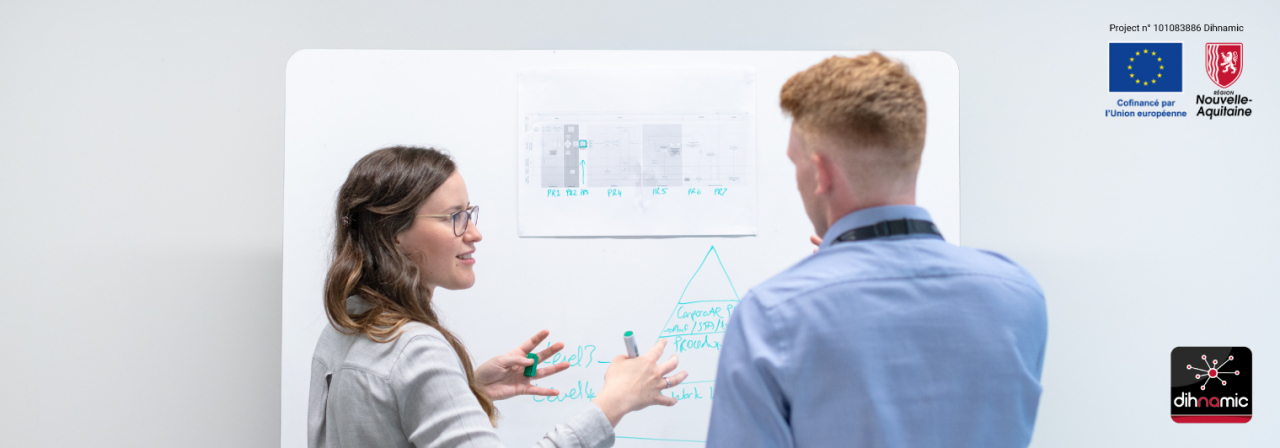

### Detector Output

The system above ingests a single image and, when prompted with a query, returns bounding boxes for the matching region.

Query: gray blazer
[308,299,614,448]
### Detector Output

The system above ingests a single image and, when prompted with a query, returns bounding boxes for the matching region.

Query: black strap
[835,218,942,243]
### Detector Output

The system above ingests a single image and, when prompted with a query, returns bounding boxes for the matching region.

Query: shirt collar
[346,295,373,314]
[819,205,936,250]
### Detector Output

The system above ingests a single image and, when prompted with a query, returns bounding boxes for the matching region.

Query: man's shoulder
[747,239,1042,311]
[914,241,1043,293]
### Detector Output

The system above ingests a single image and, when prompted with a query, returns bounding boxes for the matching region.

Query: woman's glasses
[417,205,480,237]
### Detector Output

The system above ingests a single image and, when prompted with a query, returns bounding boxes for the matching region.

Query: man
[707,53,1047,447]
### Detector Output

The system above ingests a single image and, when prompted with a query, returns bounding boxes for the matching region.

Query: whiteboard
[282,50,959,447]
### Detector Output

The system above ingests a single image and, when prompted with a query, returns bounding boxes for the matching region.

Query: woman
[308,146,687,448]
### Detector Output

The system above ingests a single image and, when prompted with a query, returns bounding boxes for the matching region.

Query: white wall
[1,1,1276,447]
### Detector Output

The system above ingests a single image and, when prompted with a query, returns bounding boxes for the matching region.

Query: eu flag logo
[1109,42,1182,92]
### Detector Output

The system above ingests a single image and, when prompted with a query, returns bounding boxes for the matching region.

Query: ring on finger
[665,378,671,389]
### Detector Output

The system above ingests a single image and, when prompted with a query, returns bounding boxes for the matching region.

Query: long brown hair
[323,145,497,425]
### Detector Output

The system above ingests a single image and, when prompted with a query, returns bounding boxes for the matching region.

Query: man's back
[708,206,1047,448]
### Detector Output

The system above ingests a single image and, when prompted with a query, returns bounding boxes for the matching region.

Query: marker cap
[523,353,539,377]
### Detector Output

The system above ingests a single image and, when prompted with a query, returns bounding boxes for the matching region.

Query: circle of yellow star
[1158,73,1162,78]
[1144,81,1149,85]
[1158,57,1162,61]
[1136,79,1141,84]
[1151,79,1156,83]
[1135,51,1140,56]
[1144,49,1148,54]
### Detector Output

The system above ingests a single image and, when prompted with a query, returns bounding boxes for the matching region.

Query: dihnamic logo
[1171,347,1252,423]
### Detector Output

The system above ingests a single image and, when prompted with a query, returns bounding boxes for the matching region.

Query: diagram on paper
[528,114,752,190]
[517,68,758,236]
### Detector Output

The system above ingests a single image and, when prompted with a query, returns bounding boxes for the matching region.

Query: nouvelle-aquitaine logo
[1205,43,1243,89]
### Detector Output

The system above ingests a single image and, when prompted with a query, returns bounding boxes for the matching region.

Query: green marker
[624,331,640,358]
[523,353,539,377]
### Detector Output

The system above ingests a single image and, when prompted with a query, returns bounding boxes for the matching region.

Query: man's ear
[810,151,836,195]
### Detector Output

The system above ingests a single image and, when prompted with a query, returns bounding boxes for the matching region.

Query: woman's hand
[590,339,689,427]
[810,234,822,252]
[474,329,572,401]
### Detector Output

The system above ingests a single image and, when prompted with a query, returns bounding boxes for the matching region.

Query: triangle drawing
[655,246,740,383]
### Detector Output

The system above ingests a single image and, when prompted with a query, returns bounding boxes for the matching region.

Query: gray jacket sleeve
[393,333,615,448]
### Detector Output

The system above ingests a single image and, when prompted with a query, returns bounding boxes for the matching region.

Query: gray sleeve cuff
[539,403,615,448]
[572,403,616,448]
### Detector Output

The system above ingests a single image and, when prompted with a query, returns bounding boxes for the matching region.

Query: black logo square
[1171,346,1251,423]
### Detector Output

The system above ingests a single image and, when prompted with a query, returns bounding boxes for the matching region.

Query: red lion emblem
[1205,43,1243,89]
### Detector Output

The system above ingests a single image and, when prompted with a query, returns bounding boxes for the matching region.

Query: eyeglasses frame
[416,205,480,237]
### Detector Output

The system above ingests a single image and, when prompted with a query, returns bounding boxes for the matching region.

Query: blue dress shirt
[708,205,1047,448]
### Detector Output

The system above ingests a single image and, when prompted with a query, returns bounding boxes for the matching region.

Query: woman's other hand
[591,339,689,427]
[810,234,822,252]
[474,329,571,401]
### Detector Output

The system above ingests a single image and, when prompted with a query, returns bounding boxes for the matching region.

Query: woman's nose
[464,221,482,242]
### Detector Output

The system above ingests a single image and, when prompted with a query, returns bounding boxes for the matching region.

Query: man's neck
[825,196,916,232]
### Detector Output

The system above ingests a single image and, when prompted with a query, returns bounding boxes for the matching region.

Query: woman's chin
[439,274,476,291]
